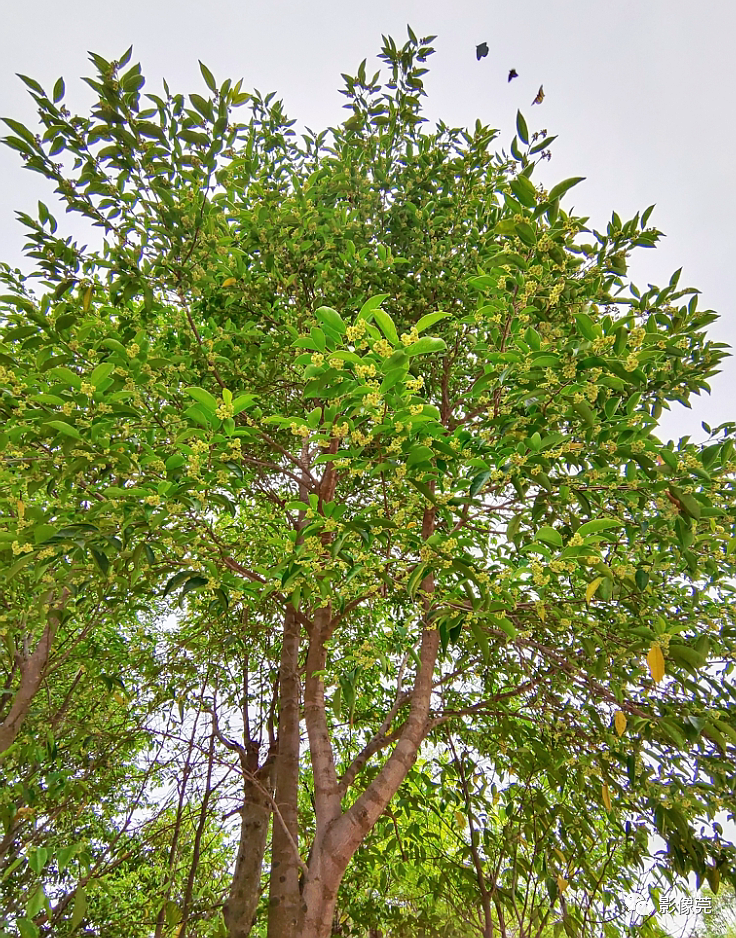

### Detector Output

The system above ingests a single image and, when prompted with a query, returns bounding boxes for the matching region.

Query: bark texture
[295,507,440,938]
[224,757,276,938]
[267,605,302,938]
[0,589,68,755]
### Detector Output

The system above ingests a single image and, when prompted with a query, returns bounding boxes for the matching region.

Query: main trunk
[266,605,302,938]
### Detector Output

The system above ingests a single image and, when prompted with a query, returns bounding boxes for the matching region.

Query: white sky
[1,0,734,442]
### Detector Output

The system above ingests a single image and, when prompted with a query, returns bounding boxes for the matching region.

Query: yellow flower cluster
[311,352,325,367]
[629,327,646,349]
[406,375,424,392]
[592,335,615,355]
[356,363,377,380]
[351,429,372,446]
[289,423,310,438]
[401,328,419,346]
[374,338,393,357]
[346,319,368,343]
[332,423,349,439]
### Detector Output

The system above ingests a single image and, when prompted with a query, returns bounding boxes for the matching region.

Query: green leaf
[678,492,701,520]
[90,361,114,388]
[536,526,563,548]
[470,471,491,497]
[49,365,82,389]
[373,307,399,345]
[199,61,217,92]
[46,420,81,439]
[405,336,447,357]
[28,848,48,875]
[53,77,65,103]
[70,884,87,929]
[576,519,623,537]
[510,177,537,209]
[17,917,39,938]
[181,575,208,596]
[515,222,536,246]
[407,445,434,467]
[163,570,194,598]
[573,313,599,341]
[185,387,219,412]
[27,885,46,918]
[548,176,585,202]
[232,393,256,414]
[492,615,517,639]
[315,306,347,334]
[516,110,529,146]
[414,311,450,333]
[33,524,57,545]
[358,294,390,320]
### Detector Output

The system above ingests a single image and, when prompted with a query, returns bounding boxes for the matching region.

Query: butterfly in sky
[476,42,489,60]
[532,85,545,105]
[508,69,518,81]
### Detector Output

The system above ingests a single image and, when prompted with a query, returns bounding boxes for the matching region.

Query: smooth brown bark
[0,589,68,755]
[266,604,302,938]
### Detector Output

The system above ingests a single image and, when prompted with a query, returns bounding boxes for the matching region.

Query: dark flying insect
[532,85,545,105]
[476,42,489,60]
[508,68,518,81]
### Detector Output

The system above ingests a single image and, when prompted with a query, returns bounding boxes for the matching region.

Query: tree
[2,27,736,938]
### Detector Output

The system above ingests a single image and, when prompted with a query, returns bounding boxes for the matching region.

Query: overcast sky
[1,0,734,442]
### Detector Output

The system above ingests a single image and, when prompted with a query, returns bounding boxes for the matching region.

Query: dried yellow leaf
[646,644,666,683]
[614,710,627,736]
[602,783,612,812]
[557,875,569,894]
[222,277,237,287]
[585,576,603,604]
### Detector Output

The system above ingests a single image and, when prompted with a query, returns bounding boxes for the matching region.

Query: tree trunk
[0,589,68,755]
[294,506,439,938]
[223,759,275,938]
[266,604,302,938]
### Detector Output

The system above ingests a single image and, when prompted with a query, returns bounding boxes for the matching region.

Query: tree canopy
[1,27,735,938]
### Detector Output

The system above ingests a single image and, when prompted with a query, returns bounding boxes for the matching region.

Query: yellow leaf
[83,285,93,311]
[585,576,603,604]
[222,277,237,287]
[553,847,566,865]
[614,710,627,736]
[454,810,467,828]
[646,644,666,683]
[17,500,25,519]
[537,603,546,623]
[557,875,569,894]
[602,783,612,812]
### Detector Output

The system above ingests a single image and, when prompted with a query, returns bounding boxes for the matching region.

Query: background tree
[1,27,736,938]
